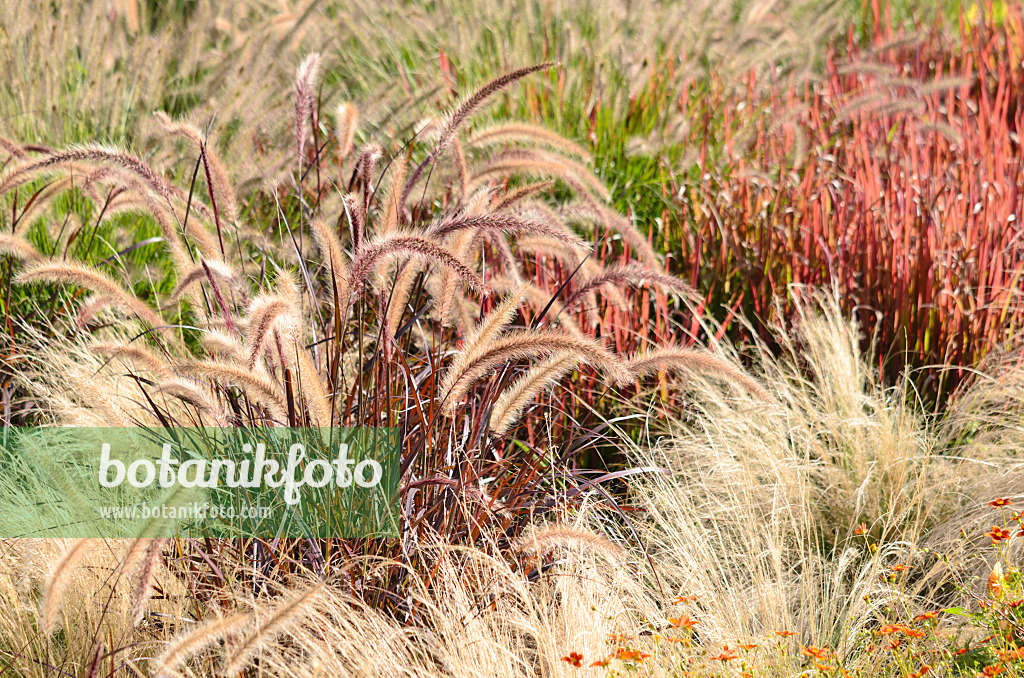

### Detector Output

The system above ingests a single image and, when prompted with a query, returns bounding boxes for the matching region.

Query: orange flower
[977,666,1005,677]
[910,665,931,678]
[990,498,1013,508]
[913,611,940,622]
[815,662,835,671]
[606,633,634,644]
[672,594,701,604]
[614,648,650,662]
[955,648,969,656]
[1007,599,1023,608]
[890,564,908,572]
[986,525,1012,545]
[590,657,610,668]
[879,624,924,639]
[775,630,796,637]
[668,615,700,630]
[800,645,830,659]
[739,643,759,650]
[989,565,1005,597]
[562,652,584,667]
[854,523,868,536]
[996,648,1024,662]
[710,647,738,662]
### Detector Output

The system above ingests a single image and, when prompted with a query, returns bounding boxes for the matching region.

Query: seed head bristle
[294,53,322,160]
[152,378,231,426]
[335,103,359,158]
[442,330,627,414]
[308,218,351,322]
[170,260,238,300]
[564,200,662,267]
[492,180,556,211]
[0,234,43,262]
[487,276,582,337]
[3,144,200,218]
[90,342,172,379]
[402,62,556,205]
[625,346,774,403]
[42,539,93,636]
[132,537,168,626]
[201,330,247,361]
[467,284,527,346]
[349,233,481,295]
[288,340,334,426]
[379,157,408,239]
[12,175,77,235]
[0,133,26,159]
[384,261,423,339]
[178,360,289,422]
[429,210,587,251]
[516,525,623,562]
[16,262,166,330]
[452,136,468,203]
[468,122,589,158]
[223,585,324,677]
[565,263,697,312]
[490,351,579,434]
[355,143,382,212]
[151,612,248,678]
[154,111,238,222]
[468,150,610,202]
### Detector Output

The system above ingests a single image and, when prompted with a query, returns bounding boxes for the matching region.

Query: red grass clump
[670,1,1024,400]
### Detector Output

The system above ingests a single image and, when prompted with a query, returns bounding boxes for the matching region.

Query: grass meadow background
[0,0,1023,676]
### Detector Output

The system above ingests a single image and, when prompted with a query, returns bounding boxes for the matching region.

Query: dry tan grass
[0,294,1020,677]
[613,292,1024,660]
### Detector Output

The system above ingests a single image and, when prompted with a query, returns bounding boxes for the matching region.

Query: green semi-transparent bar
[0,427,400,538]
